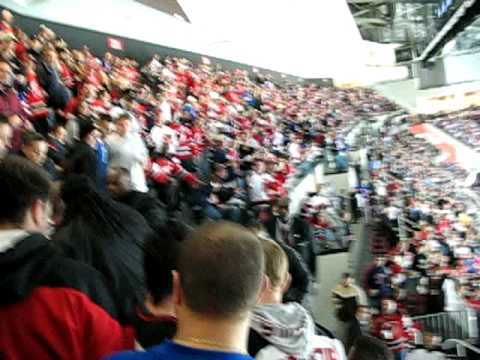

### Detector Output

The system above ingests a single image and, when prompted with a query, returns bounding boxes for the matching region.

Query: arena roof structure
[349,0,480,62]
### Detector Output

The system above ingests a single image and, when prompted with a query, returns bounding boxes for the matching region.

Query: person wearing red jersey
[372,300,410,360]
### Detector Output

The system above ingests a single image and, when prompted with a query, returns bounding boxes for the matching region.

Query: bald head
[177,221,264,318]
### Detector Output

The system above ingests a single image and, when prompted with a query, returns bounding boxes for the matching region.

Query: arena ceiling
[348,0,480,60]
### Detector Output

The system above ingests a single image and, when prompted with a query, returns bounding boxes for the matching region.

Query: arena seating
[3,6,474,360]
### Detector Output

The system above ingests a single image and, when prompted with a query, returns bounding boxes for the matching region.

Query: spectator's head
[274,197,290,220]
[107,166,132,198]
[1,10,13,24]
[98,115,115,138]
[78,120,98,147]
[348,335,393,360]
[213,163,228,180]
[52,124,67,143]
[144,222,189,316]
[0,155,51,233]
[42,48,57,66]
[22,132,48,166]
[174,221,264,321]
[341,272,354,287]
[258,239,291,305]
[381,299,397,314]
[423,332,442,350]
[116,114,132,137]
[0,61,13,87]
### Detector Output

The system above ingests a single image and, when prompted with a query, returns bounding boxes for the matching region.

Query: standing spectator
[37,48,71,110]
[107,114,149,192]
[64,120,99,186]
[0,156,134,359]
[248,239,347,360]
[47,124,68,167]
[106,221,265,360]
[332,273,368,320]
[52,175,152,323]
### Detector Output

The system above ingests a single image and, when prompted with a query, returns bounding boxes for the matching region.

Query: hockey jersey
[249,303,347,360]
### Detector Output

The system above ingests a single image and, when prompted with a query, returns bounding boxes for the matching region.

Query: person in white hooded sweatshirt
[248,239,347,360]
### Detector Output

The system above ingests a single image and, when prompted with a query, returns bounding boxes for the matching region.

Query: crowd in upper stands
[333,116,480,359]
[0,7,420,360]
[416,106,480,151]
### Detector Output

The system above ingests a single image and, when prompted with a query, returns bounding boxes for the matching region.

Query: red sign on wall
[107,37,124,51]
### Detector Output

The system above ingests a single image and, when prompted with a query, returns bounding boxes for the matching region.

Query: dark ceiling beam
[420,0,480,61]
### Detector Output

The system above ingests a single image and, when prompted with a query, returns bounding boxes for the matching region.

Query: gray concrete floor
[310,172,372,338]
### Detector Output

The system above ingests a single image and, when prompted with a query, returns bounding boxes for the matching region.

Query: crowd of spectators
[331,116,480,359]
[0,8,403,360]
[419,106,480,151]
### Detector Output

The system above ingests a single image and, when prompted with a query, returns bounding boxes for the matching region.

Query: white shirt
[256,336,347,360]
[159,100,172,122]
[249,172,272,202]
[150,125,178,154]
[443,278,465,312]
[288,142,301,160]
[107,133,148,192]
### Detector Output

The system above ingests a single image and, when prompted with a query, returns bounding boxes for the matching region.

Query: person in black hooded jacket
[52,175,152,324]
[0,156,134,359]
[107,166,168,231]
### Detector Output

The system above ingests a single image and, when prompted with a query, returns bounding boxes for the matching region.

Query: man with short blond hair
[249,239,347,360]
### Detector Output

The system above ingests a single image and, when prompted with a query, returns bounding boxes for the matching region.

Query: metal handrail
[443,339,480,358]
[411,310,477,341]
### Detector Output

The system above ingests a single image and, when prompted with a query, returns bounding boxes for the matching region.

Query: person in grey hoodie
[248,239,347,360]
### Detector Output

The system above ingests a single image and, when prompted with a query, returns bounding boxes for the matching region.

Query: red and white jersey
[256,336,347,360]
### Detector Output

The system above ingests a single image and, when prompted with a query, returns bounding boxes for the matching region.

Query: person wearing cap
[64,119,100,186]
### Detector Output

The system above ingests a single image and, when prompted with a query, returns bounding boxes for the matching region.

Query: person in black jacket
[0,156,134,359]
[64,119,98,186]
[264,197,317,278]
[36,47,71,110]
[108,166,168,231]
[52,175,152,324]
[20,130,59,180]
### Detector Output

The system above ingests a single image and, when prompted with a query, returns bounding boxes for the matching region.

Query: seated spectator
[0,156,134,359]
[52,175,152,323]
[0,61,26,120]
[248,239,347,359]
[47,124,68,167]
[348,336,393,360]
[108,166,167,231]
[106,221,264,360]
[20,131,58,180]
